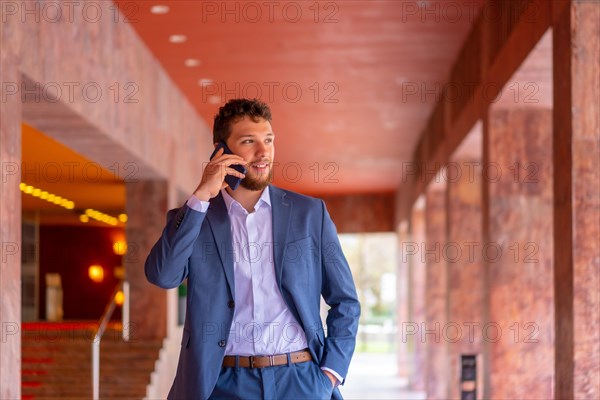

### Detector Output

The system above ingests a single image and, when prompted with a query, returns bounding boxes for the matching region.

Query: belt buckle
[249,356,255,369]
[269,355,274,367]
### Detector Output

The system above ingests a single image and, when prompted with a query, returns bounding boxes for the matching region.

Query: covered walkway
[1,1,598,399]
[340,353,424,400]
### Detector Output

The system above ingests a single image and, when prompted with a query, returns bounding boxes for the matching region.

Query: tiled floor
[339,353,426,400]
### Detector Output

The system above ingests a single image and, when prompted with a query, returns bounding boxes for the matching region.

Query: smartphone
[209,141,247,190]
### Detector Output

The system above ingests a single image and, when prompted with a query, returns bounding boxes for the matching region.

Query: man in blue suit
[145,98,360,399]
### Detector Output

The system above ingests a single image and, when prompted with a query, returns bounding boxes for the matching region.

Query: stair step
[22,384,147,392]
[22,397,141,400]
[22,340,163,347]
[22,396,143,400]
[22,323,159,399]
[23,374,150,383]
[22,352,159,361]
[22,346,162,353]
[22,362,157,371]
[22,386,146,400]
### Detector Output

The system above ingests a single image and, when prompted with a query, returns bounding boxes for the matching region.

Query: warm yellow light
[79,215,89,223]
[20,183,75,210]
[114,266,125,280]
[88,265,104,283]
[118,214,128,223]
[113,241,128,256]
[81,208,120,226]
[115,290,124,306]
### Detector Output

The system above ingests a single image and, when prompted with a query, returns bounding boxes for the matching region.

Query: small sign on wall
[461,354,477,400]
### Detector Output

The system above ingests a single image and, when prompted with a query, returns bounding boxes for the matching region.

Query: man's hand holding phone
[193,146,246,201]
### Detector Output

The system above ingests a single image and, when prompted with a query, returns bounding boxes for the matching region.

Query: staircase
[22,322,162,399]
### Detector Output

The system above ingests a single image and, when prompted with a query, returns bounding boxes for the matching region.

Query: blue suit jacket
[145,186,360,399]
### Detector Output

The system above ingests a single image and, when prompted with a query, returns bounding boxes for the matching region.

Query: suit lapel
[270,186,292,288]
[206,192,235,296]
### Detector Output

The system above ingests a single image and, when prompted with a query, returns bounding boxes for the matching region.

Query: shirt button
[218,340,226,347]
[228,301,235,309]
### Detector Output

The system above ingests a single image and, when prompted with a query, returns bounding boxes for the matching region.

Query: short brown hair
[213,98,272,144]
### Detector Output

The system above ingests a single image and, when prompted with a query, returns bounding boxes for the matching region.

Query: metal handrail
[92,280,130,400]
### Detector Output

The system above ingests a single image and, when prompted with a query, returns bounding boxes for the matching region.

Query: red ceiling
[116,0,484,195]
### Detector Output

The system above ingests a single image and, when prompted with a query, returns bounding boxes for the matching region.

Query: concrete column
[408,202,426,391]
[125,180,168,340]
[396,221,410,378]
[446,160,485,399]
[424,187,448,399]
[484,108,554,399]
[553,1,600,398]
[0,16,22,399]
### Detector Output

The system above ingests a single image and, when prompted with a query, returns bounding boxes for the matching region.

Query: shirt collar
[221,187,271,214]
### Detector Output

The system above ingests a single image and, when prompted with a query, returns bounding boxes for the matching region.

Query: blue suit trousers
[209,359,334,400]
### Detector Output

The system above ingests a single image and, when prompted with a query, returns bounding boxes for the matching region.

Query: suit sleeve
[144,204,207,289]
[318,200,361,382]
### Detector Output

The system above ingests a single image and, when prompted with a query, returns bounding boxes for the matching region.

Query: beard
[240,167,273,191]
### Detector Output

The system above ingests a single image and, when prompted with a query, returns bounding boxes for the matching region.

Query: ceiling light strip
[83,209,119,226]
[20,182,75,210]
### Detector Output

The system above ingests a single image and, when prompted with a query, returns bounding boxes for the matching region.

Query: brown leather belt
[222,349,312,369]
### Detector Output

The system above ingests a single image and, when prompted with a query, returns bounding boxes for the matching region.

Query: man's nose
[255,142,268,157]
